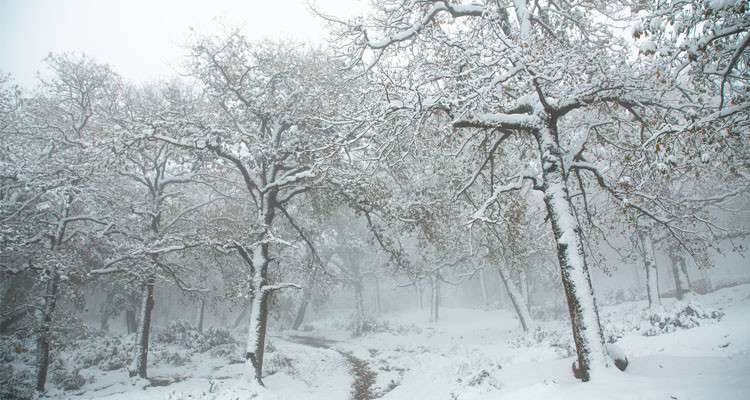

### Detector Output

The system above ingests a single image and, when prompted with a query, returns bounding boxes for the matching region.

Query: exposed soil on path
[284,334,380,400]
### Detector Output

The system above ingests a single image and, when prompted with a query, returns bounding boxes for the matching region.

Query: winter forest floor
[10,284,750,400]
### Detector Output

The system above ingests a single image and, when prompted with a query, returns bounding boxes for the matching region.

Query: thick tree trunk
[638,228,662,310]
[35,271,59,392]
[497,266,533,332]
[669,247,694,301]
[429,273,440,322]
[130,276,155,379]
[537,123,608,381]
[292,290,309,330]
[245,241,271,385]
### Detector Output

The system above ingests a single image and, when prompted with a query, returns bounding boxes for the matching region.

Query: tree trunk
[638,228,662,310]
[478,267,489,307]
[537,122,608,381]
[232,305,248,330]
[35,271,59,392]
[130,276,155,379]
[373,275,382,314]
[197,299,206,333]
[245,241,271,385]
[100,290,116,331]
[497,266,534,332]
[292,290,309,330]
[352,283,366,334]
[429,273,440,322]
[669,247,693,301]
[519,268,530,307]
[126,306,137,334]
[414,281,424,310]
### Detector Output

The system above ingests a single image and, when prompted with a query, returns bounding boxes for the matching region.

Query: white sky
[0,0,364,88]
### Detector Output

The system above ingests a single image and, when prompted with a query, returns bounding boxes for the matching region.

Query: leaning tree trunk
[638,228,662,310]
[130,276,155,378]
[669,247,694,301]
[497,265,533,332]
[537,122,608,381]
[35,270,59,392]
[292,289,309,330]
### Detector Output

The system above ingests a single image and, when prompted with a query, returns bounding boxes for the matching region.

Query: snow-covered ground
[21,284,750,400]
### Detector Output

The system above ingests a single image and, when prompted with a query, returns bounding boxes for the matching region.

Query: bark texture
[537,122,608,381]
[131,276,155,378]
[34,271,59,392]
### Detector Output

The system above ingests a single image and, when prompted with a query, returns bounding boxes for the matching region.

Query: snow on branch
[364,2,486,49]
[262,282,302,293]
[453,113,541,131]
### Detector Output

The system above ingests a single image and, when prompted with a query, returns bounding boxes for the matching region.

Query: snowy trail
[282,334,379,400]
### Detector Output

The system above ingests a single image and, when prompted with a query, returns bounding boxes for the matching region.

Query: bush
[199,327,237,352]
[0,364,34,400]
[642,301,724,336]
[51,359,87,391]
[69,334,133,371]
[508,326,575,358]
[603,300,724,341]
[155,320,202,349]
[348,315,422,337]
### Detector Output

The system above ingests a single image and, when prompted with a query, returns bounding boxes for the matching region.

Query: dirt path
[285,335,379,400]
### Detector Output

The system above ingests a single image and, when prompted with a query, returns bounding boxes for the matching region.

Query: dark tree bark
[130,276,155,379]
[536,120,608,381]
[34,271,59,392]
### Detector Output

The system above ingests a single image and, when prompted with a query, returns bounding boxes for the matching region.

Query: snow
[19,284,750,399]
[708,0,739,11]
[639,40,657,55]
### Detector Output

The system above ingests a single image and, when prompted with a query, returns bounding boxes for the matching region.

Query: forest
[1,1,749,399]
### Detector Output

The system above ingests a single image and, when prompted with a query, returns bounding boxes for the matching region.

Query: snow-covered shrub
[642,301,724,336]
[451,361,502,399]
[529,303,569,321]
[599,287,644,306]
[263,352,294,377]
[0,364,34,400]
[508,326,575,358]
[0,336,35,398]
[348,315,422,336]
[157,349,192,366]
[51,359,87,391]
[604,300,724,341]
[199,327,237,352]
[155,320,202,348]
[69,334,133,371]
